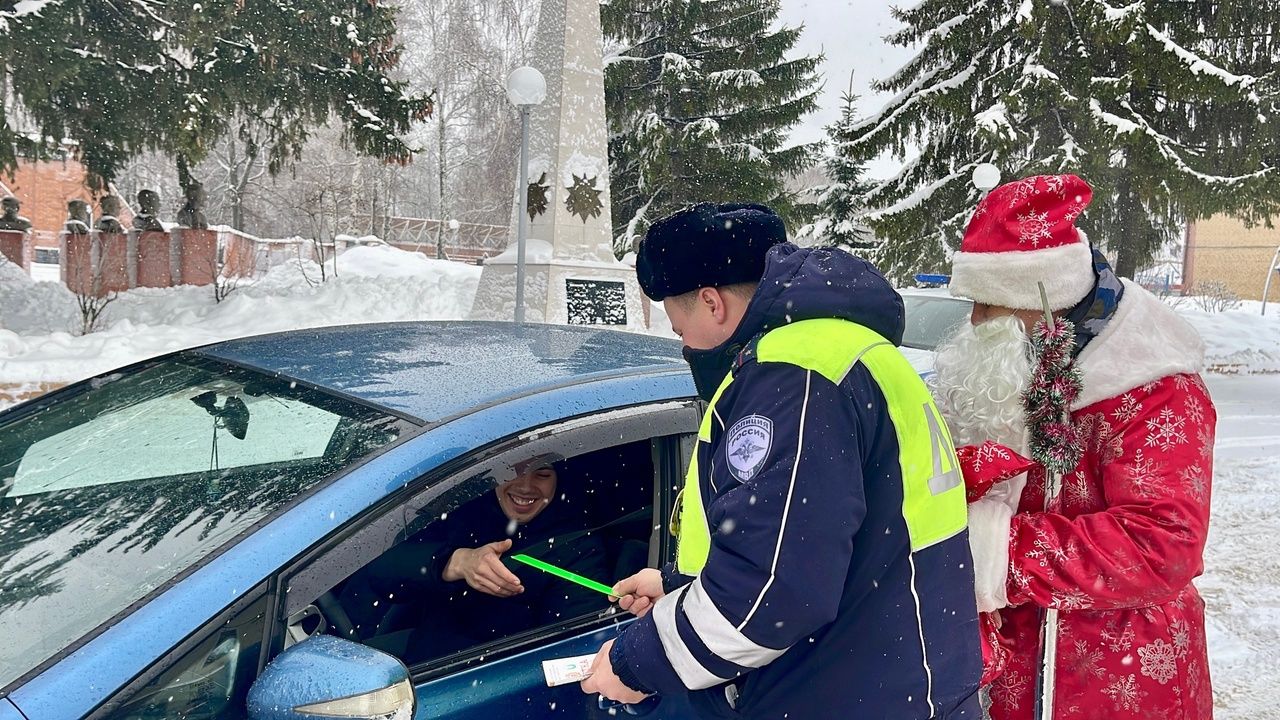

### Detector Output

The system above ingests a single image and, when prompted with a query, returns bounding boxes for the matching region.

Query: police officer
[581,203,982,719]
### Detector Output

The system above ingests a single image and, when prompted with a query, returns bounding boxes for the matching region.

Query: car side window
[99,593,269,720]
[329,440,657,668]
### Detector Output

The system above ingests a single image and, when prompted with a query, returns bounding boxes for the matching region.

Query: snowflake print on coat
[1112,393,1142,424]
[1127,448,1162,498]
[989,375,1215,720]
[1066,639,1106,680]
[1145,407,1188,452]
[1184,394,1205,425]
[973,442,1013,472]
[1064,472,1097,508]
[1177,464,1208,502]
[1138,639,1178,685]
[1103,674,1148,712]
[1170,619,1192,660]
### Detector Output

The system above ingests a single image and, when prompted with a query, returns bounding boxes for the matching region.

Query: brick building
[1185,214,1280,303]
[0,156,135,263]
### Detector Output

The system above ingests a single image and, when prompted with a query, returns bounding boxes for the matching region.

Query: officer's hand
[443,539,523,597]
[613,568,664,618]
[580,639,648,705]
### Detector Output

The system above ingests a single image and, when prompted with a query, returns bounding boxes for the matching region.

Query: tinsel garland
[1021,313,1084,478]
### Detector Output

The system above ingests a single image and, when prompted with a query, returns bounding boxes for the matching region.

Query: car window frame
[271,399,699,680]
[83,581,272,720]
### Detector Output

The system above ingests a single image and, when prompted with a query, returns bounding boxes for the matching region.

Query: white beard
[930,315,1033,455]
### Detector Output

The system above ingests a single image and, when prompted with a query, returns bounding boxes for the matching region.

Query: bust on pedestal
[96,195,125,234]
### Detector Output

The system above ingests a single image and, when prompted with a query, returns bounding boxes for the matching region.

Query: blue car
[0,322,708,720]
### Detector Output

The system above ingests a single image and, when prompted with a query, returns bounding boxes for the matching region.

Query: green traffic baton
[510,553,617,597]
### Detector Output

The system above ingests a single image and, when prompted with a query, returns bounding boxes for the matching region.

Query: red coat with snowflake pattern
[988,371,1216,720]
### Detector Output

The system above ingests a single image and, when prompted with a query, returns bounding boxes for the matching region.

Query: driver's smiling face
[495,461,558,524]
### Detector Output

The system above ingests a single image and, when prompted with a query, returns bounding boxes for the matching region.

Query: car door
[276,400,701,720]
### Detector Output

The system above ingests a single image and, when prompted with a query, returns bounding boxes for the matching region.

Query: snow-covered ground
[0,248,1277,715]
[0,245,677,395]
[0,246,485,390]
[1201,373,1280,719]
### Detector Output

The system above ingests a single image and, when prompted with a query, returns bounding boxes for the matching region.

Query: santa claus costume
[935,174,1216,719]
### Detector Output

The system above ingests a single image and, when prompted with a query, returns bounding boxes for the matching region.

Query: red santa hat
[950,174,1095,311]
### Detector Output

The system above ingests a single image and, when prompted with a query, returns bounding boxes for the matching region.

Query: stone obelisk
[470,0,646,329]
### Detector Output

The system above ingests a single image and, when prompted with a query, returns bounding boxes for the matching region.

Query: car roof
[899,287,969,300]
[195,321,687,424]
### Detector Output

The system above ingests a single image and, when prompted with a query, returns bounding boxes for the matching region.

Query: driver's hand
[612,568,664,618]
[443,539,524,597]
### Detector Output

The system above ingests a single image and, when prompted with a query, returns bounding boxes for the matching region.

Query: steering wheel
[317,590,358,640]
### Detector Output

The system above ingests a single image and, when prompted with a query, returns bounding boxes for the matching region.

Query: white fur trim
[950,236,1094,311]
[968,498,1013,613]
[1072,279,1205,409]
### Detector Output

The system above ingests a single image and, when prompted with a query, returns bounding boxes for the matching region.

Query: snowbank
[0,245,482,390]
[1175,300,1280,374]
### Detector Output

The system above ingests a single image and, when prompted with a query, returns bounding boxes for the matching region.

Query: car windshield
[0,356,408,690]
[901,294,972,351]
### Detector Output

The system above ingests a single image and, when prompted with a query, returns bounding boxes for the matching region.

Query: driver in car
[340,454,611,663]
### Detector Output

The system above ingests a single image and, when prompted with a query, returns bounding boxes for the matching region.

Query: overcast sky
[779,0,918,178]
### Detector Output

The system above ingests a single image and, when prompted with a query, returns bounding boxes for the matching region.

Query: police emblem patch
[726,415,773,482]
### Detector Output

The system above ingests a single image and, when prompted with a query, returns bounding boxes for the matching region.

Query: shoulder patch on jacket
[726,414,773,482]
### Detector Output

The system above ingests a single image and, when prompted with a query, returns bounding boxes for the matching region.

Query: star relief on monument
[565,174,603,222]
[527,173,550,220]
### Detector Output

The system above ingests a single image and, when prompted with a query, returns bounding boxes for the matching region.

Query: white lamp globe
[506,67,547,107]
[972,163,1002,192]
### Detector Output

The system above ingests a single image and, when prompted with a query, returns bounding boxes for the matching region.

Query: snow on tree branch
[1144,25,1256,89]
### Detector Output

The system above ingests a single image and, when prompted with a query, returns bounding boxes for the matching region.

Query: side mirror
[247,635,415,720]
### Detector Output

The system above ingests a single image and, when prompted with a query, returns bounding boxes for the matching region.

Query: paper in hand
[541,653,597,687]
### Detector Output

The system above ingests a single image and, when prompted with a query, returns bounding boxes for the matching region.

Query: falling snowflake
[1016,209,1053,246]
[1103,674,1147,712]
[1177,464,1208,502]
[1111,394,1142,425]
[526,173,550,220]
[1067,639,1106,679]
[1138,639,1178,685]
[564,174,604,222]
[1145,407,1188,452]
[1127,448,1163,498]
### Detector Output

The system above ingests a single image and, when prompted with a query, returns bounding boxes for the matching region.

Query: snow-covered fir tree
[0,1,432,191]
[602,0,823,253]
[797,74,877,251]
[851,0,1279,281]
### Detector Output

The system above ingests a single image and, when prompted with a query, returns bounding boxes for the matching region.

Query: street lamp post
[506,66,547,324]
[1262,244,1280,316]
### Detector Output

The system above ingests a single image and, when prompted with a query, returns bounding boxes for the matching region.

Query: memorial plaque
[565,278,627,325]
